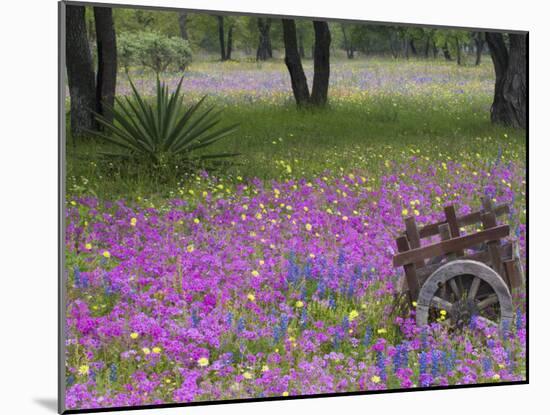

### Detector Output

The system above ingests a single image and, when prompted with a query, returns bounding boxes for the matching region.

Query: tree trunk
[503,34,527,128]
[66,5,97,137]
[341,25,354,59]
[226,23,234,60]
[256,18,272,61]
[282,19,310,106]
[217,16,226,61]
[388,32,398,59]
[297,30,305,59]
[93,7,117,124]
[475,32,483,65]
[486,32,527,128]
[455,36,462,65]
[267,34,273,58]
[443,41,452,61]
[424,37,430,58]
[178,11,188,40]
[310,21,331,106]
[409,39,417,56]
[432,39,438,58]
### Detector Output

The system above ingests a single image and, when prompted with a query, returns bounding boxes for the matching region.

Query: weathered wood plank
[393,225,510,267]
[481,212,506,284]
[504,260,521,289]
[417,203,509,239]
[396,236,420,301]
[481,196,493,212]
[444,204,464,256]
[438,223,456,261]
[405,216,424,268]
[415,244,514,282]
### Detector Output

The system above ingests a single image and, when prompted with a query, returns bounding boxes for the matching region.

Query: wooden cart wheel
[416,259,513,333]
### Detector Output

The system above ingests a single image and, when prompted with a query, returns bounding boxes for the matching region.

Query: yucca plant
[90,76,239,168]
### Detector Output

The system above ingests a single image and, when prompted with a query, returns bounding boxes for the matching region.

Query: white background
[0,0,546,413]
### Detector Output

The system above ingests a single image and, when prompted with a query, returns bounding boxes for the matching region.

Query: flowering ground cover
[116,58,496,106]
[65,58,526,409]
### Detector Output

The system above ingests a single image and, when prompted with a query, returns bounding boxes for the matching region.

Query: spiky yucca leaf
[90,76,239,166]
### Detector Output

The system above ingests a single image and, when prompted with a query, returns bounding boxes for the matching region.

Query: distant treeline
[83,7,489,64]
[66,5,526,140]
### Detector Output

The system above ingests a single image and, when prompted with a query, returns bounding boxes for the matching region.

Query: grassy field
[66,58,524,200]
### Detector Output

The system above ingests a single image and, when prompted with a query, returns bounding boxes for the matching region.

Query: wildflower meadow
[63,6,526,411]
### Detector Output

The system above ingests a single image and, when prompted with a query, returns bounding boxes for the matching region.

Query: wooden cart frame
[392,197,524,331]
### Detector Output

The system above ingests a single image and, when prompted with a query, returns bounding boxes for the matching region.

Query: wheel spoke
[468,277,481,300]
[477,294,498,310]
[440,282,448,300]
[449,279,461,299]
[458,276,466,296]
[431,296,453,311]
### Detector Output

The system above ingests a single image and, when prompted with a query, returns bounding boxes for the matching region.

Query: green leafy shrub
[117,32,139,74]
[116,31,193,74]
[137,32,174,75]
[169,37,193,72]
[90,76,239,170]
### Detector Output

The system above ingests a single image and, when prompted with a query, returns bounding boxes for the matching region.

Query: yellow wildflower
[371,375,381,384]
[130,217,137,227]
[197,357,209,367]
[85,243,92,250]
[282,391,289,397]
[142,347,151,355]
[78,365,89,375]
[193,218,200,224]
[152,347,162,354]
[295,300,304,308]
[247,293,256,302]
[349,310,359,322]
[186,244,194,253]
[130,332,139,340]
[305,223,312,231]
[243,372,253,380]
[102,250,111,259]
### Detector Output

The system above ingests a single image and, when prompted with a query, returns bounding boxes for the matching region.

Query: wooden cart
[392,197,524,332]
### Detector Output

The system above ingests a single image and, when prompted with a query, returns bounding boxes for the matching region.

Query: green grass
[65,58,525,201]
[66,93,525,201]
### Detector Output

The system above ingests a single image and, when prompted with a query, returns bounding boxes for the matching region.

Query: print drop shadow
[34,397,57,412]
